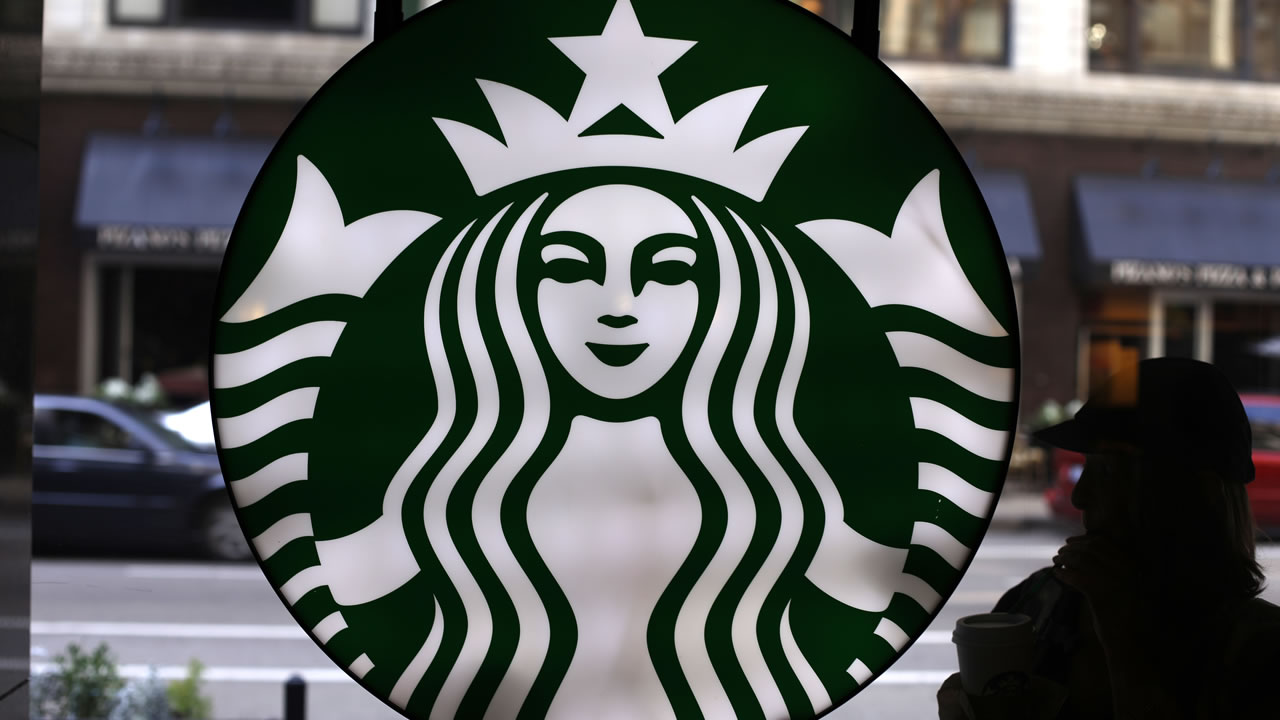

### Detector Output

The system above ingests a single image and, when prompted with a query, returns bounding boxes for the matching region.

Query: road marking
[124,565,264,581]
[31,621,305,639]
[946,590,1005,605]
[976,544,1280,560]
[24,660,958,686]
[872,670,954,685]
[30,661,350,683]
[25,621,957,646]
[973,545,1056,560]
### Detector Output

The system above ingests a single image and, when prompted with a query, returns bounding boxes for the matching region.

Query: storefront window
[1087,335,1145,395]
[110,0,364,32]
[1090,0,1254,78]
[1081,290,1149,397]
[1089,0,1132,70]
[1249,405,1280,451]
[793,0,1010,64]
[1213,303,1280,393]
[1252,0,1280,80]
[1163,302,1199,358]
[132,268,221,393]
[178,0,295,25]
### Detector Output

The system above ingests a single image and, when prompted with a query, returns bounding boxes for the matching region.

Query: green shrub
[166,658,213,719]
[110,667,170,720]
[30,642,124,719]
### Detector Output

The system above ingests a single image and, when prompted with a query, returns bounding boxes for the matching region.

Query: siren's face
[536,184,702,399]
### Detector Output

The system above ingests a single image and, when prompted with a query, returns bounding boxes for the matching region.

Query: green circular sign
[211,1,1020,717]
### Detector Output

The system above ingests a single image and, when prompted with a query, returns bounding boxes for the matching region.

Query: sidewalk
[988,483,1058,531]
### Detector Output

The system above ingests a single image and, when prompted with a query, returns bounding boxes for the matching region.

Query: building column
[118,265,135,383]
[78,255,99,395]
[1148,290,1165,358]
[1195,298,1214,363]
[1209,0,1234,71]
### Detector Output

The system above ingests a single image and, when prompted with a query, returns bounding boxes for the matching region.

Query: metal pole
[284,674,306,720]
[374,0,404,42]
[851,0,881,58]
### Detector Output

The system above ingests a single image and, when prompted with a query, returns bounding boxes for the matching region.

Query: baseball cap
[1033,357,1255,484]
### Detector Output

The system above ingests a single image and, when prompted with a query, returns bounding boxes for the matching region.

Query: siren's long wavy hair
[391,175,845,718]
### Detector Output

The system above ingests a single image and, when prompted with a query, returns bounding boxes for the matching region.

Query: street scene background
[26,503,1280,719]
[5,0,1280,718]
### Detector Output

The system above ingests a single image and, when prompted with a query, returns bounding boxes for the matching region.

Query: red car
[1045,394,1280,532]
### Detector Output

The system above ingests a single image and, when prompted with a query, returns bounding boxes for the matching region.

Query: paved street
[22,502,1280,720]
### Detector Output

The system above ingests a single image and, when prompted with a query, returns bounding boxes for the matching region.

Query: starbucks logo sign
[211,0,1019,717]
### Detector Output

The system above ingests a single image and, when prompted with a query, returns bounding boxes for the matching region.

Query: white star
[550,0,695,135]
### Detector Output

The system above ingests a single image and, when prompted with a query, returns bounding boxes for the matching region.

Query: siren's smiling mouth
[586,342,649,367]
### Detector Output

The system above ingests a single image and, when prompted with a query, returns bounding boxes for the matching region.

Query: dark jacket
[994,568,1280,719]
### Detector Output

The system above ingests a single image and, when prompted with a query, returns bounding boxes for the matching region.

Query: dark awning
[74,133,273,255]
[1076,174,1280,291]
[971,170,1041,266]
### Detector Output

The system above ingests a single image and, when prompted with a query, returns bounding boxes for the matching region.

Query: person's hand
[937,671,1067,720]
[1051,534,1141,638]
[1051,532,1168,716]
[937,672,975,720]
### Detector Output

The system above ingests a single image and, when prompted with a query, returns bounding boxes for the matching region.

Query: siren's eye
[540,232,604,285]
[634,233,699,290]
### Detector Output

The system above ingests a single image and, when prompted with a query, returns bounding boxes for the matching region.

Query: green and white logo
[211,0,1019,717]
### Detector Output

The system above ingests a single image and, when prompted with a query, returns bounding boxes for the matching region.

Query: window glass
[793,0,1008,62]
[957,0,1006,59]
[121,405,201,453]
[1091,0,1241,76]
[1140,0,1236,72]
[789,0,849,31]
[1090,0,1133,70]
[1163,303,1197,359]
[1246,405,1280,451]
[313,0,361,31]
[902,0,943,56]
[111,0,364,32]
[114,0,165,24]
[35,410,138,451]
[176,0,295,26]
[1214,303,1280,393]
[888,0,1007,62]
[1253,0,1280,81]
[1081,290,1149,397]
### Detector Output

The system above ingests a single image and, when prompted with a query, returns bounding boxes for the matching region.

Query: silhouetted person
[939,357,1280,719]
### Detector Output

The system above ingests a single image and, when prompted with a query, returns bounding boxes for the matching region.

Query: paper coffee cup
[952,612,1034,696]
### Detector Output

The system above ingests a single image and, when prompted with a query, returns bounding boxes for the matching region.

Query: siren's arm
[221,155,438,323]
[796,169,1006,339]
[215,155,438,606]
[789,170,1017,688]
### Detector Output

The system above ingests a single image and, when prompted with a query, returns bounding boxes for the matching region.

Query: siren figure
[345,161,912,719]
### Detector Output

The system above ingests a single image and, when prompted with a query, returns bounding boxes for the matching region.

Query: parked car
[32,394,249,560]
[1046,394,1280,533]
[159,400,214,451]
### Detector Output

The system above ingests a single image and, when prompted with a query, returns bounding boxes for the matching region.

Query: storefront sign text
[95,225,230,255]
[1109,260,1280,291]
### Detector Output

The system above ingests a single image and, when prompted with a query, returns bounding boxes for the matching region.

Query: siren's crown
[434,0,807,202]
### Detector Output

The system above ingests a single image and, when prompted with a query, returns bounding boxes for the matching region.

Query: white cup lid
[952,612,1034,647]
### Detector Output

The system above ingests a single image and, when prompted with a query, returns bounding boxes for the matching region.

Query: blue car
[32,394,249,560]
